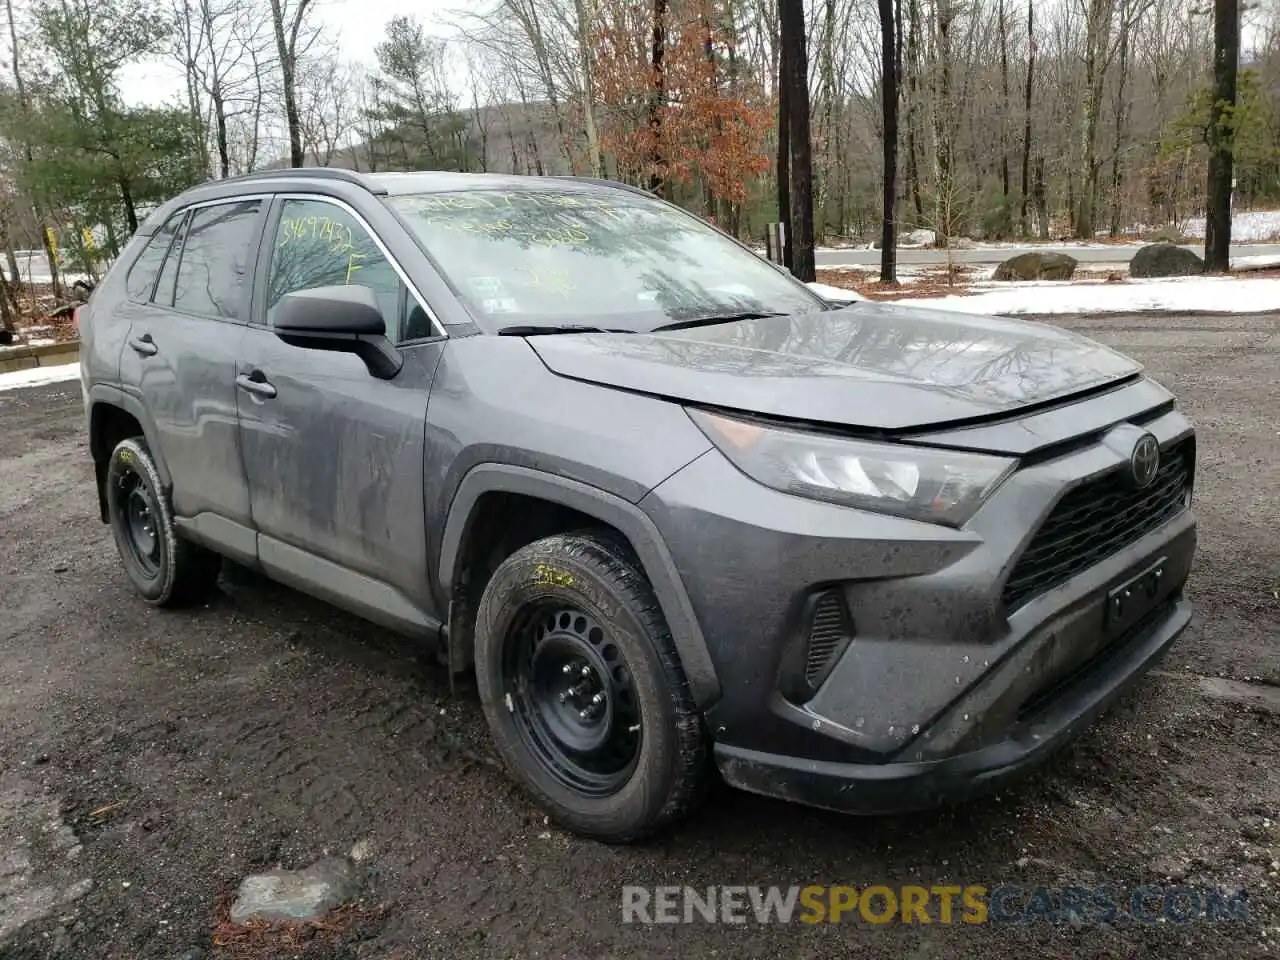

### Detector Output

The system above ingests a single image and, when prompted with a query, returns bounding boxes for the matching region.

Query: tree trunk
[1108,20,1131,238]
[904,0,923,223]
[1019,0,1034,233]
[932,0,955,247]
[998,0,1010,204]
[1205,0,1238,273]
[780,0,815,282]
[118,178,139,234]
[878,0,898,283]
[1033,155,1049,239]
[820,0,837,236]
[213,90,230,179]
[4,240,19,293]
[269,0,305,168]
[572,0,603,178]
[777,43,792,270]
[0,232,14,333]
[1075,0,1111,239]
[648,0,668,194]
[39,224,62,298]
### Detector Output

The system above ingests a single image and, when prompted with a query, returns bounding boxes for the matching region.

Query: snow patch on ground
[0,362,80,392]
[1183,210,1280,243]
[806,281,865,302]
[1230,253,1280,271]
[901,276,1280,316]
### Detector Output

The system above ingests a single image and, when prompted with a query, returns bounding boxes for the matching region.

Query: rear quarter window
[125,212,183,302]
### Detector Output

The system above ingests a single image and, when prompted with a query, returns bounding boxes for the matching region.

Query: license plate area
[1106,556,1167,637]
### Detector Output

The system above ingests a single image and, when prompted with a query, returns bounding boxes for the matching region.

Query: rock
[349,839,374,863]
[228,857,360,924]
[1130,243,1204,278]
[902,228,936,247]
[992,251,1079,281]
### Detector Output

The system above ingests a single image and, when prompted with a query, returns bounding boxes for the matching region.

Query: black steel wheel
[475,531,708,843]
[104,437,221,606]
[504,604,642,796]
[115,465,162,579]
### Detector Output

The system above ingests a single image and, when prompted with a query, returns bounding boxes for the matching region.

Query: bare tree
[296,56,360,165]
[267,0,320,167]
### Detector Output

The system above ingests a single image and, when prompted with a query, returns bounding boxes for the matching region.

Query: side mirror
[273,284,403,380]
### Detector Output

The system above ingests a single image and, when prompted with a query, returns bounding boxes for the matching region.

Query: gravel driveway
[2,312,1278,959]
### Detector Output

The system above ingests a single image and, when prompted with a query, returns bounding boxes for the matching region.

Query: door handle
[236,371,277,399]
[128,333,157,357]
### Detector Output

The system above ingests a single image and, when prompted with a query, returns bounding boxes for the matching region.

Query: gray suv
[80,169,1197,842]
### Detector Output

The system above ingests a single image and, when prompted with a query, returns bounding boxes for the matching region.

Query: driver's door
[235,195,447,634]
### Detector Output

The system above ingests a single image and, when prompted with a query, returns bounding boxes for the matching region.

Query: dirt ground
[2,312,1279,959]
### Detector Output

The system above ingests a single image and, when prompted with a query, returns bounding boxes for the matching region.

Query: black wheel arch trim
[88,385,172,522]
[439,464,721,708]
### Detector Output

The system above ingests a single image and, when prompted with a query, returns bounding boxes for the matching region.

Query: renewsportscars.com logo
[621,884,1251,926]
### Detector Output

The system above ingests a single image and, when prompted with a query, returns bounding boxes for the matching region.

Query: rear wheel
[474,531,707,842]
[105,437,220,606]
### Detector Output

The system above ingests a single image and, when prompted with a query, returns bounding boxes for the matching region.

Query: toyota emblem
[1130,434,1160,488]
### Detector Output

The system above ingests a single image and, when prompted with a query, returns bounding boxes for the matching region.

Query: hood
[526,301,1142,431]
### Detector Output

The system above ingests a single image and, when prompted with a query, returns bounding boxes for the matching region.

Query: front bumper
[642,399,1196,813]
[715,595,1190,813]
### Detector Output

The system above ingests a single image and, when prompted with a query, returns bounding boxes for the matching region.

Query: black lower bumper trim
[714,597,1191,815]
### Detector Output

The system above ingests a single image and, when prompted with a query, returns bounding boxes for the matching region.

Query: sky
[117,0,456,107]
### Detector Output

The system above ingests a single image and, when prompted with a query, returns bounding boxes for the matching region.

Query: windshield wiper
[648,311,786,333]
[496,324,632,337]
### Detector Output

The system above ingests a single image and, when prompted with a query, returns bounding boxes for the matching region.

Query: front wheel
[474,531,707,842]
[105,437,221,607]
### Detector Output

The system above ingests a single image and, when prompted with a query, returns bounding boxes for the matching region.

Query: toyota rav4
[79,169,1196,842]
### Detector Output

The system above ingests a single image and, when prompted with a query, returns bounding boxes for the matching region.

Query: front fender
[439,463,721,708]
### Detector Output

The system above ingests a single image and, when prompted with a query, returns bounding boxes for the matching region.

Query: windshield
[387,188,826,332]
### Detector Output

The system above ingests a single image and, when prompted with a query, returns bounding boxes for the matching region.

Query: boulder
[992,251,1078,282]
[1130,243,1204,278]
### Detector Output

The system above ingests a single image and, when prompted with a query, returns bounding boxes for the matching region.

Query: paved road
[2,315,1278,958]
[815,242,1277,268]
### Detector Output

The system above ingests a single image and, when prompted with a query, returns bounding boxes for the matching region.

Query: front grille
[1002,438,1193,611]
[804,591,854,689]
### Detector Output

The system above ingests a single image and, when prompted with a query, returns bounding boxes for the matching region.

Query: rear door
[118,196,268,535]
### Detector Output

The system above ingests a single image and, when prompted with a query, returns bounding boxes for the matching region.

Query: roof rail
[549,175,657,199]
[206,167,387,195]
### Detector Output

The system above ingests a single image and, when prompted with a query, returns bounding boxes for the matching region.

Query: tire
[474,531,707,843]
[104,437,221,607]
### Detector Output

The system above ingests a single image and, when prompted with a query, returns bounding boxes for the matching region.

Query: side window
[152,213,189,308]
[267,199,416,341]
[171,199,263,319]
[126,212,183,302]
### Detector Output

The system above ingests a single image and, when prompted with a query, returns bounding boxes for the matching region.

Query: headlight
[689,409,1016,527]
